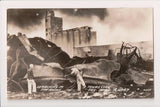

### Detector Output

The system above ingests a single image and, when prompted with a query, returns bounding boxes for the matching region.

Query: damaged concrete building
[45,10,153,61]
[45,10,96,57]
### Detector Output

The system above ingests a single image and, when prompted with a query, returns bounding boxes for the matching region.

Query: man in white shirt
[27,64,37,95]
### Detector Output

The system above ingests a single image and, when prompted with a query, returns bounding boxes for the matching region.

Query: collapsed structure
[7,33,121,92]
[7,33,153,93]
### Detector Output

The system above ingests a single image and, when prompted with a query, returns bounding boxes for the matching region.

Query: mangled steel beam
[17,33,44,61]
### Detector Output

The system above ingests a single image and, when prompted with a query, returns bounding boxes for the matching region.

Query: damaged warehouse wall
[74,41,153,61]
[45,10,96,57]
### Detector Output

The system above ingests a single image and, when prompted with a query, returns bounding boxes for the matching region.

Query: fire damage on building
[7,10,154,99]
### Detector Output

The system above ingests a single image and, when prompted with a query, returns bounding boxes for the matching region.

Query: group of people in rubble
[26,64,84,97]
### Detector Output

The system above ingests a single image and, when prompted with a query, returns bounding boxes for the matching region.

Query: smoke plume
[7,8,153,45]
[7,9,46,29]
[55,9,108,20]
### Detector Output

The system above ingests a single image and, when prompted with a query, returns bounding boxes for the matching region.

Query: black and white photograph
[6,8,154,100]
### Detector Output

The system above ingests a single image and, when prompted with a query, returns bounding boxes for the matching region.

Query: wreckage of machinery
[7,32,153,94]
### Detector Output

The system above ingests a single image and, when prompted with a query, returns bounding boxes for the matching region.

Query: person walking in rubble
[71,67,86,92]
[27,64,37,96]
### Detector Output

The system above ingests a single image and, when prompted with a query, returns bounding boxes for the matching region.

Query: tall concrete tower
[45,10,63,41]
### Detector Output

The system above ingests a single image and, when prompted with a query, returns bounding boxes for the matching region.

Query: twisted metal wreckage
[7,33,153,92]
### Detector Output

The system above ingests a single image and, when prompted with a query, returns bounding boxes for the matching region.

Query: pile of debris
[7,33,153,97]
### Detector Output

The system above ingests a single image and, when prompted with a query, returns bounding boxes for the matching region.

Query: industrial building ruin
[45,10,96,57]
[45,10,153,61]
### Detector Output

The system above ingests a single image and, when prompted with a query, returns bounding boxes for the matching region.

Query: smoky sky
[55,9,108,20]
[7,8,153,45]
[7,9,108,28]
[7,9,46,28]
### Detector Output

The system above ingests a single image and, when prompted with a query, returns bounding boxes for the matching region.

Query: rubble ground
[8,79,154,100]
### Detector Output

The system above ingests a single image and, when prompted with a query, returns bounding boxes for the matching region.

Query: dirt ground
[7,81,153,100]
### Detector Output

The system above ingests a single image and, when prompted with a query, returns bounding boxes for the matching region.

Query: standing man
[71,67,86,92]
[27,64,37,95]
